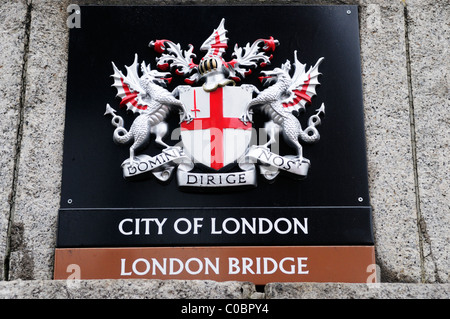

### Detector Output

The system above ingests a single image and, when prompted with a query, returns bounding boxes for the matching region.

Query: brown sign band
[55,246,375,284]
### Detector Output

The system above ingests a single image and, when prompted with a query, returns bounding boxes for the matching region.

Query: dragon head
[140,61,172,87]
[258,58,292,87]
[258,67,288,87]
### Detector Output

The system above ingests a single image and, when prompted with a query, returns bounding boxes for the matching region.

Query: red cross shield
[179,86,253,170]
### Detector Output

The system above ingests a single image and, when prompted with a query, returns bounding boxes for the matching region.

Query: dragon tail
[113,127,133,145]
[104,104,133,145]
[298,103,325,143]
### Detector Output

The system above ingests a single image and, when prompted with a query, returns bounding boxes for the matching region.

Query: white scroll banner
[122,146,189,181]
[177,168,257,188]
[245,146,310,179]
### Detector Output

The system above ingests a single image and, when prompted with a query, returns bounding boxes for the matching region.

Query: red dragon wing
[111,54,149,114]
[281,51,324,113]
[200,18,229,58]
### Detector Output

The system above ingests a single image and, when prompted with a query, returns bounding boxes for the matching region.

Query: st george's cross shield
[179,86,253,170]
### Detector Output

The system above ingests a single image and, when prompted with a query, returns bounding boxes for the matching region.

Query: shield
[179,86,253,170]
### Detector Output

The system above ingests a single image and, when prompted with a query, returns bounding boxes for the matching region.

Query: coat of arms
[104,19,325,189]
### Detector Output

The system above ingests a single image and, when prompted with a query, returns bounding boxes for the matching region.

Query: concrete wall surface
[0,0,448,299]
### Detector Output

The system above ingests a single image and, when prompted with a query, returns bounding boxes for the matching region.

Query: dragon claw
[180,112,193,124]
[240,114,252,126]
[128,157,139,167]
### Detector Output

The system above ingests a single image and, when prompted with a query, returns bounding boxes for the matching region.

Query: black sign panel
[57,5,372,248]
[57,207,373,247]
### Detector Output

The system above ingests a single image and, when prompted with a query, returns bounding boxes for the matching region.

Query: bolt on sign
[54,5,375,284]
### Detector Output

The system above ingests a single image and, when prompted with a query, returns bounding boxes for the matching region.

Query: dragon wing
[281,51,324,112]
[111,54,150,114]
[200,18,229,58]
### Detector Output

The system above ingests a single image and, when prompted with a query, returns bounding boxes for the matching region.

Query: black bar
[56,206,373,247]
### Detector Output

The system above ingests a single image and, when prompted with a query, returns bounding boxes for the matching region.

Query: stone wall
[0,0,448,298]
